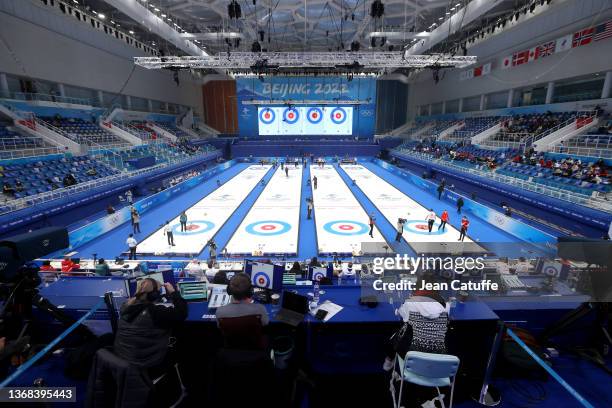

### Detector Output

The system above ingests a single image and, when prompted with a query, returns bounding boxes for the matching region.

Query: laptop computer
[275,291,309,327]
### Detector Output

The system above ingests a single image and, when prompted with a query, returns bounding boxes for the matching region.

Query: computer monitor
[308,265,332,282]
[245,260,283,292]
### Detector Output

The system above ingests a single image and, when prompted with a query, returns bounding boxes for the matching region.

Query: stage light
[161,14,166,17]
[98,13,105,19]
[129,30,134,34]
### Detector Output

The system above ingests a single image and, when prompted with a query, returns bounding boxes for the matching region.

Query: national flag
[593,21,612,41]
[527,46,539,62]
[572,27,594,47]
[481,62,492,75]
[555,34,572,53]
[473,66,483,77]
[512,50,529,66]
[501,55,512,69]
[537,41,555,58]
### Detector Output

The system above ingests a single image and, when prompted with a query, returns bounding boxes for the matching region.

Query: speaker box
[0,227,69,261]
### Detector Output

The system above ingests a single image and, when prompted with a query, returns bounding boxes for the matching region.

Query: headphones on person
[135,278,161,302]
[226,273,254,300]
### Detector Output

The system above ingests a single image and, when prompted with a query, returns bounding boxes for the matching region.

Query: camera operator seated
[113,279,187,374]
[215,273,268,350]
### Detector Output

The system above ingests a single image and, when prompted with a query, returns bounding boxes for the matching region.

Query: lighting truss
[133,52,477,71]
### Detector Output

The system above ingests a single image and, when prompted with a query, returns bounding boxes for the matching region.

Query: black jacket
[113,292,187,369]
[86,348,152,408]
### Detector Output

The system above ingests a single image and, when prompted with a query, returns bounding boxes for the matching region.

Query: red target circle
[339,224,354,230]
[261,224,276,231]
[415,224,428,230]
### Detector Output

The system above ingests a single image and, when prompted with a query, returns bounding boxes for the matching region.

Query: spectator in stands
[179,211,188,232]
[216,273,269,327]
[95,258,111,276]
[126,234,138,260]
[114,278,187,371]
[106,204,116,214]
[3,182,15,197]
[61,256,79,275]
[126,190,133,205]
[14,180,24,193]
[382,273,449,371]
[62,173,77,187]
[216,179,221,187]
[86,167,98,176]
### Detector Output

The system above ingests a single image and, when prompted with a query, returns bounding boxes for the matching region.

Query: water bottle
[313,280,320,306]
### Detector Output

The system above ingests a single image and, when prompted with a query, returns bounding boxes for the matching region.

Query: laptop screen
[281,291,309,314]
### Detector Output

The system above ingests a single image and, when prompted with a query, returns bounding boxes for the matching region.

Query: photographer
[395,218,405,242]
[113,278,187,370]
[208,239,218,265]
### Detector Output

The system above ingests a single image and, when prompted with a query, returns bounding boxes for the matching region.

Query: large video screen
[257,106,353,136]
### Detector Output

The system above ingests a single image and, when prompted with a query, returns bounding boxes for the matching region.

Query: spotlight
[369,0,384,18]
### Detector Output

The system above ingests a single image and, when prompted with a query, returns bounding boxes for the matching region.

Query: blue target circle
[173,220,215,235]
[253,272,270,288]
[323,220,368,236]
[404,220,446,236]
[330,107,347,124]
[312,271,326,281]
[307,108,323,124]
[259,108,275,124]
[283,108,299,124]
[246,220,291,236]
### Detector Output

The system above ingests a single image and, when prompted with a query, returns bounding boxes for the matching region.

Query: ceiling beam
[406,0,506,55]
[101,0,206,56]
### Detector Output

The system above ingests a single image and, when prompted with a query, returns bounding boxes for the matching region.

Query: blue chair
[390,351,460,408]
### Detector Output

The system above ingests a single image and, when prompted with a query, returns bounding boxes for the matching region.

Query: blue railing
[506,328,595,408]
[0,298,104,387]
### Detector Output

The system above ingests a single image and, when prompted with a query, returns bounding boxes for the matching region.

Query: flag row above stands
[459,19,611,81]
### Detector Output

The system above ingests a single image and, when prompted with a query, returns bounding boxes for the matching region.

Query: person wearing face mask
[113,278,188,370]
